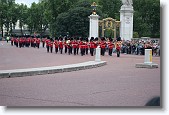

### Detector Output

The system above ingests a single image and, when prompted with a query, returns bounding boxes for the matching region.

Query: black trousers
[65,46,67,53]
[19,43,22,48]
[81,48,85,56]
[117,49,120,57]
[109,48,113,56]
[59,48,63,54]
[47,46,49,52]
[74,48,77,55]
[33,42,36,47]
[86,48,88,55]
[68,47,71,55]
[43,42,45,47]
[68,47,72,54]
[90,48,94,56]
[50,47,53,53]
[77,48,79,55]
[55,47,58,53]
[101,48,105,56]
[16,43,18,47]
[22,42,25,47]
[25,43,28,47]
[28,43,30,47]
[37,43,40,48]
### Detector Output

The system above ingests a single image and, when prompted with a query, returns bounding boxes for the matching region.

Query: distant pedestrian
[6,36,10,43]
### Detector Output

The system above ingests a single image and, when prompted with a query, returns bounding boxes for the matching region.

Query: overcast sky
[15,0,39,7]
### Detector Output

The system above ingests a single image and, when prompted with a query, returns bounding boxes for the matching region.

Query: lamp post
[67,32,69,37]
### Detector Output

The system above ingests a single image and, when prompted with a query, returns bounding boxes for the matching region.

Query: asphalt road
[0,41,160,106]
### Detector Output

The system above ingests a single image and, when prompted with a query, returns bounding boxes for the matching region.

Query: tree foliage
[133,0,160,38]
[55,0,92,37]
[0,0,160,38]
[98,0,121,20]
[17,3,28,35]
[0,0,17,36]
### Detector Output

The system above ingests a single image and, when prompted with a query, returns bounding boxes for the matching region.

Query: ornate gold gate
[99,17,120,39]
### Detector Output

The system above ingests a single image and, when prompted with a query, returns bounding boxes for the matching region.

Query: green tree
[55,0,92,37]
[44,0,80,36]
[0,0,17,36]
[39,1,50,37]
[27,2,45,35]
[0,0,7,37]
[0,0,15,36]
[98,0,121,20]
[133,0,160,38]
[17,3,28,35]
[8,2,19,34]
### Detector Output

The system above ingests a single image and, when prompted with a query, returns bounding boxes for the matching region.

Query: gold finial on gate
[91,2,97,15]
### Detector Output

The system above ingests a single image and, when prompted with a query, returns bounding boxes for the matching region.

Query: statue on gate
[121,0,133,6]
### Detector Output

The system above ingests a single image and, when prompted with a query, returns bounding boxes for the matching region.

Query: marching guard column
[89,2,100,39]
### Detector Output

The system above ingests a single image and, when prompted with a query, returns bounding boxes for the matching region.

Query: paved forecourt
[0,41,96,70]
[0,41,106,78]
[0,41,160,106]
